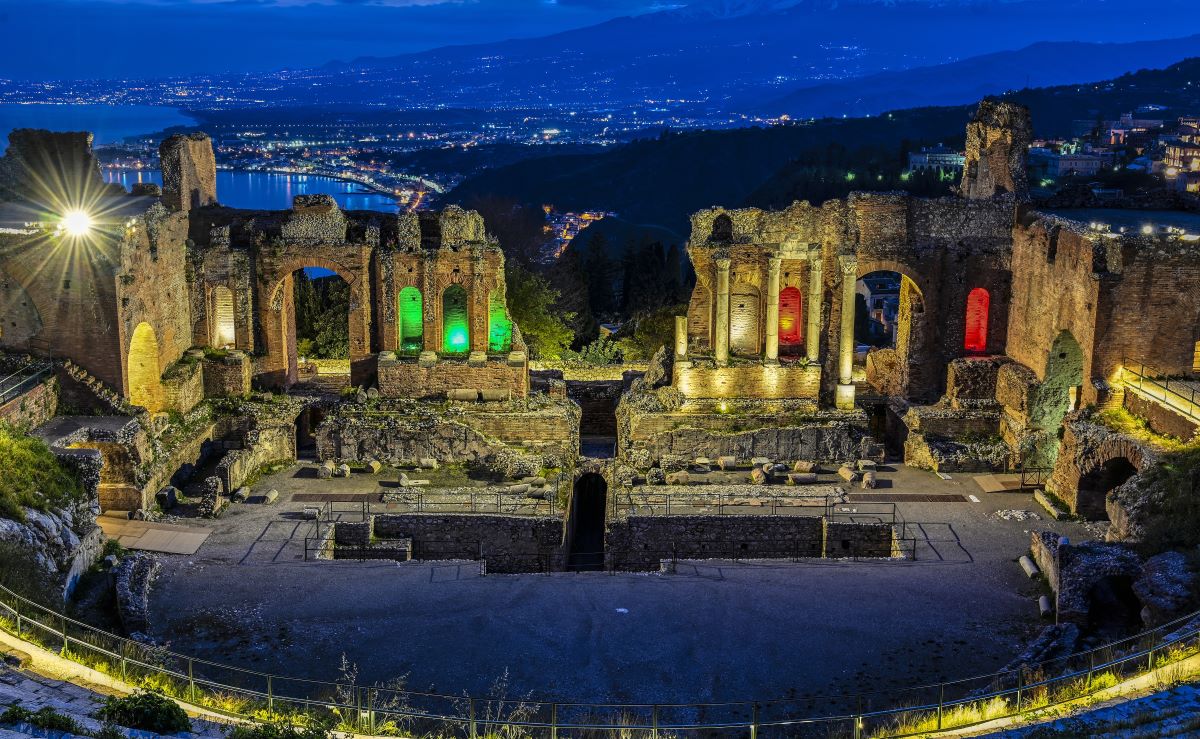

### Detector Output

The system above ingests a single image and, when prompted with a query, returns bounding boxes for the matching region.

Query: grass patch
[1095,407,1190,452]
[0,423,84,522]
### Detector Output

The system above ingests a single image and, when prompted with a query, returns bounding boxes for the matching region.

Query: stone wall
[674,363,820,400]
[1047,417,1158,520]
[160,359,204,415]
[371,513,564,573]
[0,377,58,430]
[960,100,1032,200]
[159,133,216,212]
[605,515,895,570]
[215,422,296,493]
[377,354,529,399]
[1123,388,1200,441]
[202,352,253,398]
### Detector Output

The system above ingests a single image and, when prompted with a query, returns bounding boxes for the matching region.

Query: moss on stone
[0,425,83,522]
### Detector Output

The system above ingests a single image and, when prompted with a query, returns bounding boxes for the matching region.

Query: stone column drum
[714,257,731,366]
[765,256,781,363]
[806,245,823,363]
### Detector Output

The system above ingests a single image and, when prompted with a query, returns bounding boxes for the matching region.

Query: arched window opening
[128,322,163,413]
[779,286,803,347]
[711,214,733,242]
[398,286,423,354]
[211,286,235,348]
[488,290,512,353]
[442,284,470,354]
[964,287,990,353]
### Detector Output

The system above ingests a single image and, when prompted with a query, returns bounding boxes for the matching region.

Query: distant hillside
[566,217,685,259]
[448,58,1200,233]
[757,35,1200,119]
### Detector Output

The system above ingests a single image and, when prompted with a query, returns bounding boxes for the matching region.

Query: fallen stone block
[263,489,279,505]
[335,463,352,478]
[367,459,383,474]
[717,456,737,471]
[694,456,711,467]
[419,458,439,470]
[480,388,510,402]
[793,461,817,473]
[750,468,767,485]
[857,459,877,472]
[447,388,479,401]
[860,471,877,489]
[666,471,689,486]
[1018,555,1041,578]
[838,466,860,483]
[507,483,531,495]
[303,506,321,520]
[155,486,179,510]
[787,472,818,486]
[318,461,335,480]
[231,486,250,503]
[750,456,770,467]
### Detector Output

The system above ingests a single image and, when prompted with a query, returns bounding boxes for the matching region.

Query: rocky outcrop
[0,504,102,599]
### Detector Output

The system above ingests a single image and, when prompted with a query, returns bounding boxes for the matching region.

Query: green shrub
[0,424,83,522]
[226,718,333,739]
[1,704,84,734]
[97,691,191,734]
[1139,447,1200,556]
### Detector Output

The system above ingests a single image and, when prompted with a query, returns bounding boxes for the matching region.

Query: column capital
[807,244,823,262]
[767,255,782,273]
[838,253,858,276]
[715,257,732,271]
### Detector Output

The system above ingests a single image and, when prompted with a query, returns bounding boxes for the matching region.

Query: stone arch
[568,472,608,571]
[729,282,761,355]
[779,285,803,348]
[441,284,470,354]
[210,285,236,348]
[127,322,164,413]
[1076,456,1137,520]
[398,285,423,354]
[964,287,989,354]
[855,260,934,400]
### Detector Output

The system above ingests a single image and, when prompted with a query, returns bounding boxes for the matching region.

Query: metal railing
[0,363,52,406]
[1121,358,1200,421]
[1,580,1199,737]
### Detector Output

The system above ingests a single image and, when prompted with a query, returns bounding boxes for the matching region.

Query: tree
[505,262,575,359]
[583,232,616,317]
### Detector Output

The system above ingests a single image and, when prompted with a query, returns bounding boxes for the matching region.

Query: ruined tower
[159,132,217,212]
[0,129,103,204]
[960,100,1032,200]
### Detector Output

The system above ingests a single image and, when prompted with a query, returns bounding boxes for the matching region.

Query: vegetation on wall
[0,424,83,522]
[1137,447,1200,557]
[293,271,350,360]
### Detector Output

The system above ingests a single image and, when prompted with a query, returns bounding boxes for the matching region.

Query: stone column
[837,253,858,410]
[806,245,823,363]
[714,257,731,366]
[674,315,688,359]
[764,256,781,363]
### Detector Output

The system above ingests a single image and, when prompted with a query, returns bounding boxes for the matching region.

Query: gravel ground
[145,463,1090,707]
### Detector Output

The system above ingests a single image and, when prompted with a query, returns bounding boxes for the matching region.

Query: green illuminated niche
[488,291,512,353]
[398,286,423,353]
[442,285,470,353]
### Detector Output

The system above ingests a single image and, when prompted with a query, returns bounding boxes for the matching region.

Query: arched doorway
[568,473,608,571]
[854,271,902,350]
[1028,330,1085,465]
[779,286,803,351]
[398,286,423,354]
[287,268,351,391]
[442,284,470,354]
[711,214,733,242]
[964,287,989,354]
[127,322,163,413]
[210,286,236,348]
[1076,457,1136,520]
[730,283,760,355]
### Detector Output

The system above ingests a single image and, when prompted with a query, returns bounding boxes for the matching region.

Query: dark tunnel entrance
[568,473,608,571]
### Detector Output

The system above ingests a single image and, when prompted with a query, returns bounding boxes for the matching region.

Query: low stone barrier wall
[1124,387,1200,441]
[371,513,564,573]
[605,515,895,570]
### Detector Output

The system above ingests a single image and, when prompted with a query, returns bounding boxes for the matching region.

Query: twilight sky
[0,0,670,80]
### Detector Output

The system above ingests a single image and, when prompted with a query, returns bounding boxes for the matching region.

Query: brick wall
[378,355,529,399]
[0,377,58,430]
[202,353,253,397]
[1123,388,1200,441]
[371,513,564,573]
[674,363,821,400]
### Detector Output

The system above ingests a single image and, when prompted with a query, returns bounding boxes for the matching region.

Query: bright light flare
[59,210,93,238]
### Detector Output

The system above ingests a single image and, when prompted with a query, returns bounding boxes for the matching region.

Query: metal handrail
[1121,357,1200,421]
[1,573,1198,736]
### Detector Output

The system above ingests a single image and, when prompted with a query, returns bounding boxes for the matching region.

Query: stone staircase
[1097,385,1125,413]
[58,360,136,417]
[290,373,349,396]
